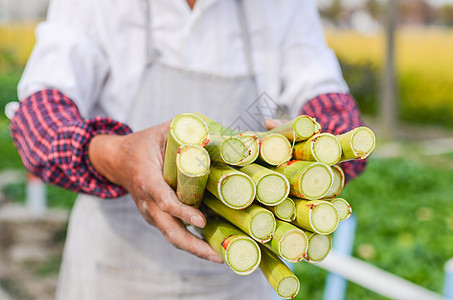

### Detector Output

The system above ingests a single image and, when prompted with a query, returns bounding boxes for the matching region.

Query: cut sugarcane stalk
[264,197,297,222]
[206,163,256,209]
[203,194,276,243]
[163,113,209,189]
[337,126,376,161]
[203,218,261,275]
[176,145,210,207]
[293,133,342,166]
[322,165,345,199]
[263,220,308,263]
[204,135,249,165]
[235,133,260,166]
[194,113,237,136]
[268,115,321,142]
[330,198,352,221]
[259,245,300,299]
[305,231,332,263]
[239,164,290,206]
[293,199,339,235]
[273,161,333,200]
[258,133,293,166]
[192,114,260,166]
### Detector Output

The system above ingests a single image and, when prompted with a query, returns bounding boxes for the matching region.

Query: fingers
[264,118,285,130]
[145,200,223,263]
[146,174,207,228]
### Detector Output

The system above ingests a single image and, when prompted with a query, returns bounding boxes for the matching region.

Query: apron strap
[235,0,254,78]
[143,0,257,81]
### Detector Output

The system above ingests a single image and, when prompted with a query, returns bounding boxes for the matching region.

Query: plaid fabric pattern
[10,89,132,198]
[301,93,368,183]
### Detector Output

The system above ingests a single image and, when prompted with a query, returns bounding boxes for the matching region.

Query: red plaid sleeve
[10,89,132,198]
[300,93,368,183]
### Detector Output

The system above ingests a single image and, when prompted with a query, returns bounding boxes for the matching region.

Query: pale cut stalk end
[250,209,277,243]
[219,172,256,209]
[163,113,209,188]
[267,115,320,142]
[264,221,307,262]
[226,237,261,275]
[293,200,339,235]
[259,246,300,299]
[299,162,334,200]
[256,173,290,206]
[259,133,292,166]
[171,113,209,146]
[294,115,320,141]
[322,165,345,199]
[203,218,261,275]
[176,145,210,206]
[331,198,352,221]
[309,201,339,235]
[235,134,260,166]
[305,232,332,263]
[338,126,376,161]
[239,164,290,206]
[221,137,249,165]
[274,198,296,222]
[312,133,342,166]
[203,196,276,243]
[278,229,308,263]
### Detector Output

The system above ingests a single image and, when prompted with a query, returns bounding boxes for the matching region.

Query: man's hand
[88,121,223,263]
[264,118,286,130]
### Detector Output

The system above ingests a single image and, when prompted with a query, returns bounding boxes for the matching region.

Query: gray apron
[56,1,271,299]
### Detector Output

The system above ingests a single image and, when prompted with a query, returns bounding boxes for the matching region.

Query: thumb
[264,118,285,130]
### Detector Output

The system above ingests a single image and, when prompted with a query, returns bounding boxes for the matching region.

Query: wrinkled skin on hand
[88,121,223,263]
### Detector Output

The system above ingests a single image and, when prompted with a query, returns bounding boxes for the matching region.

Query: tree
[438,4,453,26]
[326,0,343,25]
[365,0,383,19]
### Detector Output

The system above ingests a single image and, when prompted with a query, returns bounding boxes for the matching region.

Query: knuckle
[163,228,178,245]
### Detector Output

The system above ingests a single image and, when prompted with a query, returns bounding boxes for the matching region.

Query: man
[10,0,366,298]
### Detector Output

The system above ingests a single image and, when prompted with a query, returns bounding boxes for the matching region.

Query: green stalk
[329,198,352,221]
[268,115,321,142]
[293,199,339,235]
[203,194,276,243]
[194,113,237,136]
[293,133,342,166]
[206,163,256,209]
[239,164,290,206]
[205,135,249,165]
[273,160,333,200]
[193,114,259,166]
[263,220,308,263]
[235,133,260,166]
[203,218,261,275]
[322,165,345,199]
[337,126,376,161]
[163,113,209,189]
[304,231,332,263]
[176,145,210,207]
[258,133,293,166]
[264,197,297,222]
[259,246,300,299]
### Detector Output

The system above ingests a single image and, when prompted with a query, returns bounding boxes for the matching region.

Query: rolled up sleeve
[18,0,109,118]
[279,0,349,118]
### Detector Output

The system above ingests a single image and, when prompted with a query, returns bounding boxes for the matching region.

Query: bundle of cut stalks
[162,113,375,299]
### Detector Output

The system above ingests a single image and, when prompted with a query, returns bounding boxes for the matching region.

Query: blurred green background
[1,0,453,299]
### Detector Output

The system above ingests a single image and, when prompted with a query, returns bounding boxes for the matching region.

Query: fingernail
[208,255,224,264]
[190,215,205,228]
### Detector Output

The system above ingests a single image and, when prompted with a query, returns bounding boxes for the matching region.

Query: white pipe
[318,251,446,300]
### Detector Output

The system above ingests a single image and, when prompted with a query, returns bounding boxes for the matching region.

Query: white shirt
[18,0,348,121]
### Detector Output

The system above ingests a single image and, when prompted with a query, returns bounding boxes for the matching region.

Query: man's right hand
[88,121,223,264]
